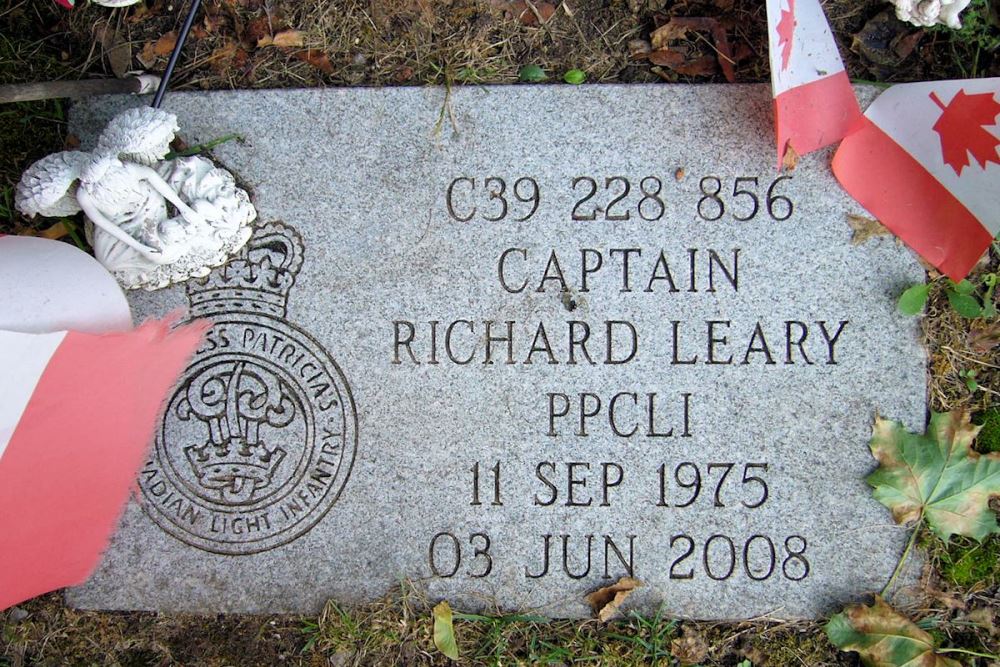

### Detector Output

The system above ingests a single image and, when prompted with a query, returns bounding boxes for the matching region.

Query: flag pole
[151,0,202,109]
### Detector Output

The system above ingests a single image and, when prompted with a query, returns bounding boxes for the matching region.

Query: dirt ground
[1,0,1000,665]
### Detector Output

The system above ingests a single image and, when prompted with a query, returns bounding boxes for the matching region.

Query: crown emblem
[186,221,304,318]
[177,361,293,504]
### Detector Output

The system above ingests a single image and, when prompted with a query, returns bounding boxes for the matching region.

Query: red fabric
[0,317,206,610]
[774,70,861,165]
[833,115,991,280]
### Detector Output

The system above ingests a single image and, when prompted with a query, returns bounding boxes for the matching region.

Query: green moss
[935,535,1000,588]
[973,409,1000,453]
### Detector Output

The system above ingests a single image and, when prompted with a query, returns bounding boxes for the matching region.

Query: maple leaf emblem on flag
[776,0,796,70]
[930,89,1000,175]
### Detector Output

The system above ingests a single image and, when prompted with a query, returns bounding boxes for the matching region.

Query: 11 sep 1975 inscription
[69,84,925,619]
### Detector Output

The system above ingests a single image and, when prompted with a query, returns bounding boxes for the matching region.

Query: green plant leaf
[897,284,929,315]
[433,601,459,660]
[563,68,586,84]
[867,411,1000,541]
[952,279,976,295]
[519,64,548,82]
[826,596,961,667]
[948,280,976,294]
[947,290,983,318]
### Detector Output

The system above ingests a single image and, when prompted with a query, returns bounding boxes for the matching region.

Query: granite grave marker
[68,84,926,619]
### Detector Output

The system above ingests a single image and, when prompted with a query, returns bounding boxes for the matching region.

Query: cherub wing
[97,107,179,166]
[15,151,89,218]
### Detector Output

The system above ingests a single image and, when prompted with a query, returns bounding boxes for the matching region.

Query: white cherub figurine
[16,107,255,290]
[892,0,972,29]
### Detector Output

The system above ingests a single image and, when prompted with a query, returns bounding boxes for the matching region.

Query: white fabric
[0,236,131,334]
[767,0,847,95]
[0,330,66,461]
[865,79,1000,236]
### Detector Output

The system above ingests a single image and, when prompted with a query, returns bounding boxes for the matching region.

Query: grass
[925,259,1000,414]
[2,590,850,666]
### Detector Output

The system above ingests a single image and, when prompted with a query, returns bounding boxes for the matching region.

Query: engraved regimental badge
[140,221,358,554]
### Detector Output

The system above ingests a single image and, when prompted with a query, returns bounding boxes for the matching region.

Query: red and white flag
[833,79,1000,280]
[766,0,861,164]
[0,317,206,610]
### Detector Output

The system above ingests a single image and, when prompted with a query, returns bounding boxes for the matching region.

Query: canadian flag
[833,79,1000,280]
[0,318,205,610]
[766,0,862,164]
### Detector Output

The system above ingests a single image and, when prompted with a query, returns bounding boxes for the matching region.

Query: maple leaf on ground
[826,596,962,667]
[867,411,1000,541]
[930,89,1000,175]
[432,601,459,660]
[776,0,796,70]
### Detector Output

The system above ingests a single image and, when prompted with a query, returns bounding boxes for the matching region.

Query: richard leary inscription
[69,84,925,619]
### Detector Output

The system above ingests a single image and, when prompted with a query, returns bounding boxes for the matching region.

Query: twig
[164,133,243,159]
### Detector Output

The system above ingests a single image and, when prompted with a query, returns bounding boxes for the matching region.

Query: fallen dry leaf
[649,16,736,80]
[139,30,178,67]
[258,29,305,48]
[584,577,641,622]
[153,31,178,56]
[894,31,924,60]
[969,322,1000,354]
[649,48,716,76]
[243,16,272,45]
[506,0,556,26]
[96,25,132,79]
[781,143,800,171]
[294,49,334,75]
[137,42,156,69]
[648,48,686,67]
[206,41,248,75]
[649,16,735,81]
[847,214,891,245]
[651,20,691,49]
[394,66,415,83]
[827,596,961,667]
[671,627,709,666]
[628,38,651,59]
[40,221,72,240]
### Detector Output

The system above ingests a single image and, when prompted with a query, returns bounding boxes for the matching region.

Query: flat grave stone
[68,84,925,619]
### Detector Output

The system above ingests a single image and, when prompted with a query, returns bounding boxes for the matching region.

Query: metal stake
[151,0,202,108]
